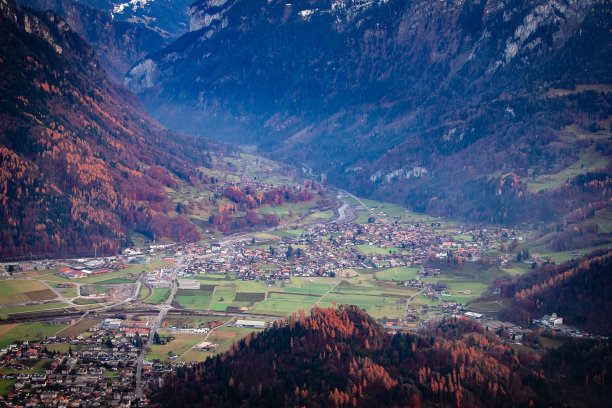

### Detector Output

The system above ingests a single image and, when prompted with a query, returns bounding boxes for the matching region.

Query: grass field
[0,379,15,396]
[303,210,334,223]
[281,277,336,295]
[355,210,372,224]
[162,315,229,329]
[55,318,101,337]
[269,228,305,238]
[209,286,237,311]
[44,343,72,353]
[250,297,316,315]
[174,287,215,310]
[47,282,77,299]
[318,290,410,319]
[95,278,137,285]
[147,334,207,361]
[180,326,262,362]
[523,146,609,192]
[0,359,50,374]
[375,267,420,281]
[0,302,69,316]
[0,322,68,348]
[80,284,108,297]
[0,280,57,305]
[145,288,171,304]
[355,245,406,256]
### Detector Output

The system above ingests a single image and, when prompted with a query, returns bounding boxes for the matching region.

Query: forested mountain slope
[0,0,226,258]
[151,306,612,407]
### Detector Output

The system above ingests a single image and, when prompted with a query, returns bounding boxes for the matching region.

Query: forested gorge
[151,306,611,407]
[0,0,225,258]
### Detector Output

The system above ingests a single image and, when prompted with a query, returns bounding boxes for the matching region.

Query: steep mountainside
[18,0,190,80]
[150,306,612,407]
[0,0,226,258]
[125,0,612,224]
[495,248,612,335]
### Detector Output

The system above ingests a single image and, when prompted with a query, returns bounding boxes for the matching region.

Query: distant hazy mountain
[125,0,612,224]
[0,0,223,258]
[18,0,193,80]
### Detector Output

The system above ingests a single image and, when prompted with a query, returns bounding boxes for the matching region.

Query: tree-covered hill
[151,306,612,407]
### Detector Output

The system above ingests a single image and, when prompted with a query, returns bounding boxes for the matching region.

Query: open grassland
[0,302,69,317]
[147,334,207,361]
[55,318,101,337]
[145,288,171,304]
[269,228,305,238]
[355,244,407,256]
[0,280,57,305]
[466,299,510,315]
[44,344,72,353]
[0,379,15,396]
[355,198,440,223]
[280,277,337,295]
[174,287,215,310]
[249,298,316,316]
[375,267,420,281]
[0,322,68,348]
[303,210,334,222]
[354,210,372,224]
[209,286,237,311]
[0,359,50,375]
[79,284,108,297]
[257,197,327,225]
[523,242,612,264]
[162,315,228,329]
[47,282,78,298]
[180,326,263,363]
[523,146,609,192]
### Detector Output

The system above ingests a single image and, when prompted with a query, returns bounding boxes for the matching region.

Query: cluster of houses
[171,221,492,285]
[0,324,147,407]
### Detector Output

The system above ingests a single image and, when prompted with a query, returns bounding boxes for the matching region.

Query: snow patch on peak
[112,0,153,18]
[298,9,315,19]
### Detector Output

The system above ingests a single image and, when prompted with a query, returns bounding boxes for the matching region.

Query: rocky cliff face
[18,0,193,81]
[124,0,612,223]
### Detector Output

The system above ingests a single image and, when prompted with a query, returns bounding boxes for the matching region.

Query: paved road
[134,257,183,399]
[404,290,423,321]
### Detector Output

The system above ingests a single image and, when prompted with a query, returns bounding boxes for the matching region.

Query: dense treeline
[0,0,227,258]
[151,306,611,407]
[495,249,612,335]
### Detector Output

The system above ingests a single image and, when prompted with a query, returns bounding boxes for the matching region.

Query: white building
[235,320,266,329]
